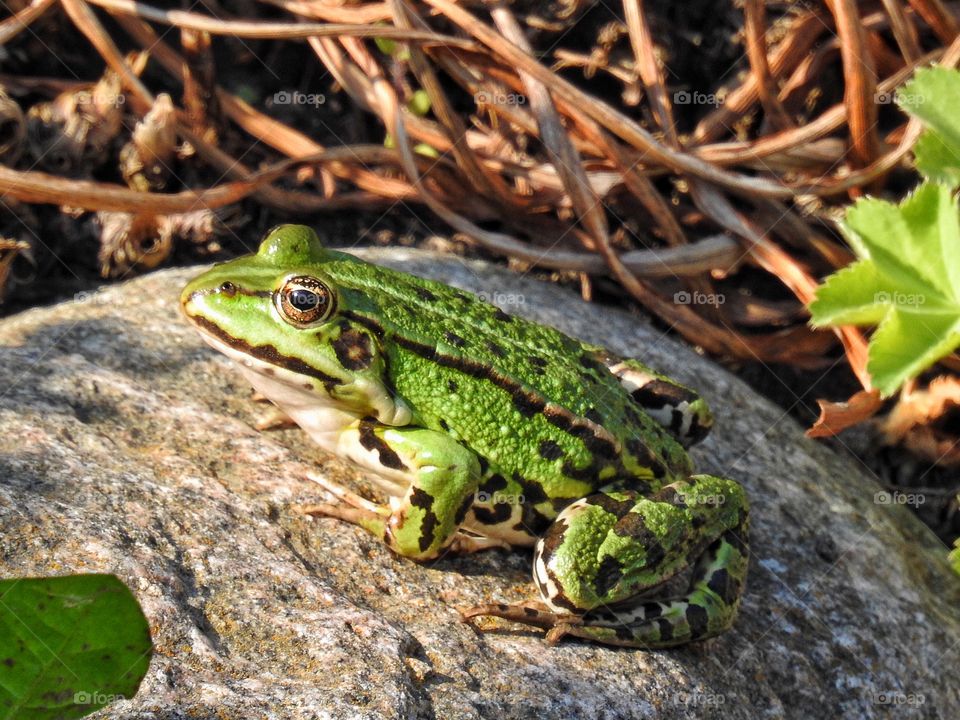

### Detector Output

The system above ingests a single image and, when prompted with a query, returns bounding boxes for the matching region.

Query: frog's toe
[460,600,579,631]
[306,471,384,514]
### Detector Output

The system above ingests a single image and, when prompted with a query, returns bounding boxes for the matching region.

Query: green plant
[0,574,152,720]
[810,67,960,396]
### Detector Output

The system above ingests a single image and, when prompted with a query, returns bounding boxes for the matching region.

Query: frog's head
[181,225,397,418]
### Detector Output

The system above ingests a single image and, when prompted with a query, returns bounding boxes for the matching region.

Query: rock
[0,248,957,720]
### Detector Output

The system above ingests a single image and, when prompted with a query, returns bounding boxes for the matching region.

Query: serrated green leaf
[809,260,890,326]
[0,574,152,720]
[898,67,960,156]
[899,183,960,300]
[867,306,960,396]
[844,193,949,299]
[809,180,960,396]
[914,128,960,186]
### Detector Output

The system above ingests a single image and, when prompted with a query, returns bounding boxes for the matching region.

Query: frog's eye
[275,275,334,326]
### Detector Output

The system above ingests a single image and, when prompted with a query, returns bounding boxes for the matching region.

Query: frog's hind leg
[552,525,749,647]
[604,356,714,447]
[463,474,749,648]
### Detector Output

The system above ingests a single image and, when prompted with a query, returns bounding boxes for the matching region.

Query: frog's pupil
[290,288,319,310]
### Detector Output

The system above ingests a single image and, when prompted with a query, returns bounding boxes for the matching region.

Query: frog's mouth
[183,309,341,394]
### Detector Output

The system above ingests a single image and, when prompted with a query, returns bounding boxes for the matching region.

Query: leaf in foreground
[0,574,152,720]
[898,67,960,186]
[809,182,960,396]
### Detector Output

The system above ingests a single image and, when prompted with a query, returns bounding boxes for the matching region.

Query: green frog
[180,225,749,648]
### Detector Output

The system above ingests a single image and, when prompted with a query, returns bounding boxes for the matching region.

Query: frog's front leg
[463,475,749,648]
[307,421,484,561]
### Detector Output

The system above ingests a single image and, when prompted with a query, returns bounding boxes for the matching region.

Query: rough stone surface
[1,249,957,720]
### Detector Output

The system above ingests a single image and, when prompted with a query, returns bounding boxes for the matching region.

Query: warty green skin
[181,225,750,648]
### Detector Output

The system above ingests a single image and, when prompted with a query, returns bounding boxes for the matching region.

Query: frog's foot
[448,532,512,554]
[302,471,388,536]
[460,600,575,630]
[305,471,385,514]
[253,401,298,431]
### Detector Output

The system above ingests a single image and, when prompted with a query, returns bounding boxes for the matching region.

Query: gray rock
[0,248,957,720]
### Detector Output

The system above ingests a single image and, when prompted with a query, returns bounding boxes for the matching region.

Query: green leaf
[914,130,960,187]
[808,260,889,327]
[898,67,960,187]
[809,181,960,396]
[0,574,152,720]
[867,306,960,396]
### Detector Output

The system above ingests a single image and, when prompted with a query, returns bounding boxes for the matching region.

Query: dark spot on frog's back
[447,379,458,393]
[528,355,548,369]
[414,287,438,302]
[493,307,512,322]
[443,331,466,348]
[485,340,506,357]
[538,440,564,461]
[332,327,373,371]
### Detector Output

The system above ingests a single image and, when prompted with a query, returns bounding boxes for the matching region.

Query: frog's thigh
[604,356,714,447]
[536,475,749,648]
[338,421,481,561]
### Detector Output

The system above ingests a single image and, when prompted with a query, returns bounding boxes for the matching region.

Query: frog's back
[322,252,690,489]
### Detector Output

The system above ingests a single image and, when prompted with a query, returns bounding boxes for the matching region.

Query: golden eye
[275,275,334,326]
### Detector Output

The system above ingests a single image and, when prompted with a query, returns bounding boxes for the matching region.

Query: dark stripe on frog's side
[630,380,698,410]
[186,313,343,391]
[473,503,513,525]
[685,604,709,639]
[358,418,405,470]
[594,555,624,597]
[339,310,623,461]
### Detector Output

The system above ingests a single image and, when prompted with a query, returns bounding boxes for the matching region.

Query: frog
[180,224,749,648]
